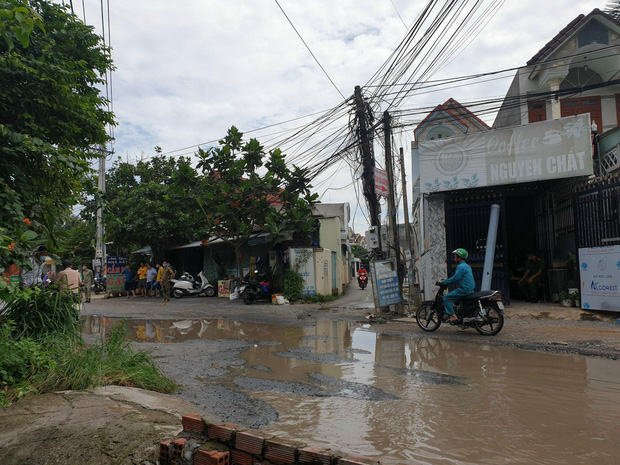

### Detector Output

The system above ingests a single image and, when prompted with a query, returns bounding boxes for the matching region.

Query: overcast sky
[73,0,603,233]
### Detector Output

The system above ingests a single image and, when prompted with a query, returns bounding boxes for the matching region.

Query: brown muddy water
[82,316,620,464]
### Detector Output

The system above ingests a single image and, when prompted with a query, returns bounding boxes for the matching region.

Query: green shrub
[305,294,338,303]
[283,269,304,301]
[1,286,80,339]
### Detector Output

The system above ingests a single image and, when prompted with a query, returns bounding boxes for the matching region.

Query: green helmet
[452,248,468,259]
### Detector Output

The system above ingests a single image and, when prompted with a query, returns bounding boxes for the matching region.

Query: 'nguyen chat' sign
[419,114,592,193]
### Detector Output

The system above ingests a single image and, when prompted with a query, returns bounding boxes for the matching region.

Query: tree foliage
[100,155,203,261]
[178,126,318,277]
[0,0,113,269]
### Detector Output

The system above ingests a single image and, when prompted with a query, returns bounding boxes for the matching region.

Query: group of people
[121,261,176,303]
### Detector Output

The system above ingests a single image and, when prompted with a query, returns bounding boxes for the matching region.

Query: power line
[273,0,347,101]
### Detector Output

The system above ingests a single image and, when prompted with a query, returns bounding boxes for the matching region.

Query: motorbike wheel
[360,281,367,290]
[242,289,257,305]
[172,288,184,299]
[473,302,504,336]
[93,286,101,295]
[416,304,441,332]
[205,287,215,297]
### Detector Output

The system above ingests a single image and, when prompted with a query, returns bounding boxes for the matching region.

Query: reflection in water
[82,315,620,465]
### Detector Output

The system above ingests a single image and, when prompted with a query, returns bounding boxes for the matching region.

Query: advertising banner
[579,246,620,312]
[375,168,389,197]
[217,280,230,298]
[289,248,316,296]
[419,114,592,193]
[105,256,128,293]
[372,259,402,307]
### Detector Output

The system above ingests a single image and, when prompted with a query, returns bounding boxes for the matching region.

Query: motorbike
[239,276,272,305]
[93,276,107,295]
[415,283,505,336]
[358,274,368,289]
[171,271,216,298]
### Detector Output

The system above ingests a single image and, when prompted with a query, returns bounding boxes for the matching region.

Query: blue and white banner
[372,259,402,307]
[579,246,620,312]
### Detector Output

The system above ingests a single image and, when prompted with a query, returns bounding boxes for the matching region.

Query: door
[445,198,510,303]
[561,96,602,128]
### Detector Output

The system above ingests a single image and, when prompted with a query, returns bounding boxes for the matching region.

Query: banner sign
[579,246,620,312]
[375,168,389,197]
[105,256,128,293]
[218,280,230,298]
[372,259,402,307]
[419,114,592,193]
[289,248,316,296]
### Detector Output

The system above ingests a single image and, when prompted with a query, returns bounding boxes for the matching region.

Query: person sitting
[518,252,546,302]
[436,248,475,323]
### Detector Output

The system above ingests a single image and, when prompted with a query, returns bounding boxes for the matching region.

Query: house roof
[527,8,620,65]
[414,98,490,138]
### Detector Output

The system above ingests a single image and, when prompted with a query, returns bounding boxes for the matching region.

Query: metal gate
[445,195,510,303]
[574,177,620,248]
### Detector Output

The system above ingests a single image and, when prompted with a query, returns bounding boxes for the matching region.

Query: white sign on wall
[579,246,620,312]
[419,114,593,193]
[289,248,316,296]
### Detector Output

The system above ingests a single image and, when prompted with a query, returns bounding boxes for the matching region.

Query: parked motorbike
[358,274,368,290]
[93,276,107,295]
[416,283,505,336]
[240,277,272,305]
[171,271,216,298]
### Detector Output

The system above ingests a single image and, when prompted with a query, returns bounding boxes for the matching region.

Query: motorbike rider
[436,248,475,323]
[357,265,368,286]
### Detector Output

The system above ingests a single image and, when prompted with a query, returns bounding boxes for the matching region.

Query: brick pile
[159,413,381,465]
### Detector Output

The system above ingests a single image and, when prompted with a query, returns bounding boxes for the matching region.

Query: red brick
[298,446,332,465]
[235,430,267,456]
[231,449,254,465]
[264,438,300,464]
[208,423,239,444]
[195,449,231,465]
[172,438,187,459]
[160,439,172,461]
[182,413,205,432]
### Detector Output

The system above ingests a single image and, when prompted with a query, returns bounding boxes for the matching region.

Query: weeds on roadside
[1,288,177,406]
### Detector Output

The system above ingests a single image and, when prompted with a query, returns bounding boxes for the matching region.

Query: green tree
[0,0,113,269]
[178,126,318,278]
[351,244,369,268]
[100,156,203,262]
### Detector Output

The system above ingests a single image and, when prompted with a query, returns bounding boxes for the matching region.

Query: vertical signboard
[579,246,620,312]
[371,259,402,307]
[375,168,389,197]
[289,248,316,296]
[105,256,128,293]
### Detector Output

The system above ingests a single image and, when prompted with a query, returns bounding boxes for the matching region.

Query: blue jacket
[443,261,475,293]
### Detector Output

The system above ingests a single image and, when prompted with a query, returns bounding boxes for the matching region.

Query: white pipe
[481,204,501,291]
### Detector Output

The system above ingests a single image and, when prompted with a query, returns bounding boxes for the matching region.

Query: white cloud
[75,0,604,232]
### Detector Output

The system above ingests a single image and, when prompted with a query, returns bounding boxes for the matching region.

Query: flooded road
[83,316,620,464]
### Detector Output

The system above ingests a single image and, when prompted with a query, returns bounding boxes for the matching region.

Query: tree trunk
[234,243,243,279]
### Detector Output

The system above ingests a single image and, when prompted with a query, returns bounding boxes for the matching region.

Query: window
[528,100,546,123]
[577,21,609,48]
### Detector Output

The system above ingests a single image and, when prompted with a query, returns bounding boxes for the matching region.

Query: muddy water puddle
[82,316,620,464]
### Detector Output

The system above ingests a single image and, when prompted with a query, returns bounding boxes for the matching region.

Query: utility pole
[399,147,416,307]
[383,111,404,314]
[354,86,381,242]
[95,145,108,277]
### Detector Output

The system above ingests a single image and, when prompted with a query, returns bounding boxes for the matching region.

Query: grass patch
[1,287,177,406]
[303,294,338,303]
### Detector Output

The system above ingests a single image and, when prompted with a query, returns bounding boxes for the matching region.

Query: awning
[132,246,153,254]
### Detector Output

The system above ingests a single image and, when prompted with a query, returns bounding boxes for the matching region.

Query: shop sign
[371,259,402,307]
[375,168,389,197]
[419,114,593,193]
[579,246,620,312]
[105,256,128,293]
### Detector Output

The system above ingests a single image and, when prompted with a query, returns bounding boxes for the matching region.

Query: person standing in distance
[82,264,94,303]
